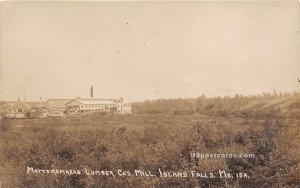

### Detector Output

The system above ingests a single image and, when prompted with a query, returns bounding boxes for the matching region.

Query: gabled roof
[0,101,31,110]
[66,97,120,105]
[14,101,31,110]
[65,99,85,106]
[0,103,15,110]
[46,99,72,108]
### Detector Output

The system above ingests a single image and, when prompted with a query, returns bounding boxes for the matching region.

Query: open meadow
[0,94,299,187]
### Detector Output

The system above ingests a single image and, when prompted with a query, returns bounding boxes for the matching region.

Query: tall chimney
[18,93,20,102]
[90,86,94,98]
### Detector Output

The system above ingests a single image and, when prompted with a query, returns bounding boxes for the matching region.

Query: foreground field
[0,95,299,187]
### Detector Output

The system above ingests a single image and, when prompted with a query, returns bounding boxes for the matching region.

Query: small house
[0,101,31,118]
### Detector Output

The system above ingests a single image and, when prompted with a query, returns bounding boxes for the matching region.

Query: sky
[0,1,299,102]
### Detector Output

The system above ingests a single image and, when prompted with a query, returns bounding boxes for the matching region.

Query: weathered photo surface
[0,1,299,187]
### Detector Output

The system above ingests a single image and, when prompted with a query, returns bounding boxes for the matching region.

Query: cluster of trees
[132,92,300,119]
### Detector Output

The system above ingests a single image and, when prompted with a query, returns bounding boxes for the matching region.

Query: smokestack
[18,93,20,102]
[90,86,94,98]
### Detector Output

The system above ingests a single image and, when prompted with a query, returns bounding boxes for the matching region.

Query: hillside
[133,93,300,119]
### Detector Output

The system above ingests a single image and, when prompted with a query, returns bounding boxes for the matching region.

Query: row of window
[81,104,117,109]
[80,98,119,102]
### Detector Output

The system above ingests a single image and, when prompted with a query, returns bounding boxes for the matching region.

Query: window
[18,109,22,112]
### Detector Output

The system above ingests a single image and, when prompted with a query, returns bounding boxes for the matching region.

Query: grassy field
[0,94,299,187]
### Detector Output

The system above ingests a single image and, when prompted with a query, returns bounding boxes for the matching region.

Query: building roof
[46,99,72,108]
[66,97,122,106]
[14,101,31,110]
[76,97,121,102]
[0,103,15,110]
[27,102,46,109]
[0,101,31,111]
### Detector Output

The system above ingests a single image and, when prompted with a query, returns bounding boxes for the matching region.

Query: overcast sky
[0,1,299,102]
